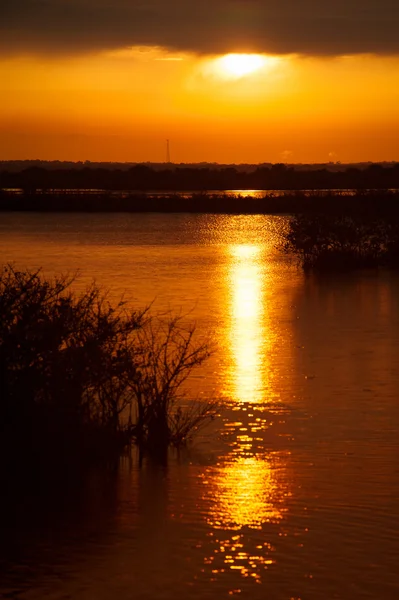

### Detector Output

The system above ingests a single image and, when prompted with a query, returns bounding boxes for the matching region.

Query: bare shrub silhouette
[128,315,216,457]
[0,266,216,466]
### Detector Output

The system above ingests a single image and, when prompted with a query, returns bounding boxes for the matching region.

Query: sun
[217,54,267,79]
[199,53,279,82]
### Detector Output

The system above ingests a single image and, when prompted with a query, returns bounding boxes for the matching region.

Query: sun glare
[218,54,267,79]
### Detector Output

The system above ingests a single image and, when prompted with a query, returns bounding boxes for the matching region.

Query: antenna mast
[166,139,171,163]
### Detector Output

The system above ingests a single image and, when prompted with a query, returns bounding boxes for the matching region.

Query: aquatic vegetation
[127,313,216,459]
[0,266,216,466]
[282,214,399,270]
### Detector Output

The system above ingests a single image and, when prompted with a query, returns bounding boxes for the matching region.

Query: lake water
[1,213,399,599]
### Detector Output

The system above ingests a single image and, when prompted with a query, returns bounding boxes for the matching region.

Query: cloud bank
[2,0,399,57]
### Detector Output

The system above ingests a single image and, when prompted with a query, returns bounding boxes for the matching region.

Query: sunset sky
[2,0,399,163]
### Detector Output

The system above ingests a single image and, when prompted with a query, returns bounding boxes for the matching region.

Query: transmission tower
[166,139,171,163]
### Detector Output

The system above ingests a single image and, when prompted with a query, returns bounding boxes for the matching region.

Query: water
[1,213,399,599]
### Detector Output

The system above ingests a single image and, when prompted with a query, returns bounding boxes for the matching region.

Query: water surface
[1,213,399,599]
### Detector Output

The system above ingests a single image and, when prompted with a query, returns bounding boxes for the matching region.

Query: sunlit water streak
[199,235,292,587]
[228,244,265,404]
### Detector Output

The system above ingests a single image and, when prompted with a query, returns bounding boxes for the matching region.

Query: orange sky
[2,49,399,163]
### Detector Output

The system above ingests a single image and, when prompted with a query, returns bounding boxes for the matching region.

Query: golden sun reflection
[205,454,284,530]
[229,244,268,403]
[200,229,291,586]
[201,449,290,583]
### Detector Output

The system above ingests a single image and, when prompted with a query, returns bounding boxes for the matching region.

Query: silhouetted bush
[128,315,214,459]
[0,266,216,466]
[283,214,399,270]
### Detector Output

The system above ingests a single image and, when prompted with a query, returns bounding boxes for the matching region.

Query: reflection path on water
[200,238,292,589]
[229,244,265,404]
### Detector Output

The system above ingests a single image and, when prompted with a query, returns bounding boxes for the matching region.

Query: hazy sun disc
[218,54,267,78]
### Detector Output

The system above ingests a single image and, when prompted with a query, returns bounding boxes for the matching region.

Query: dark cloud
[2,0,399,57]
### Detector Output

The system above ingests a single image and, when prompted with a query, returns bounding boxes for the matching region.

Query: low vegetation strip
[282,214,399,270]
[1,189,399,215]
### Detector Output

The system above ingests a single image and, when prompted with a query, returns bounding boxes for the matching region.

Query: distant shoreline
[1,160,398,173]
[1,189,399,216]
[2,163,399,194]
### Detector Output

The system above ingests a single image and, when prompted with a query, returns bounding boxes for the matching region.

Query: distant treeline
[1,190,399,216]
[2,163,399,192]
